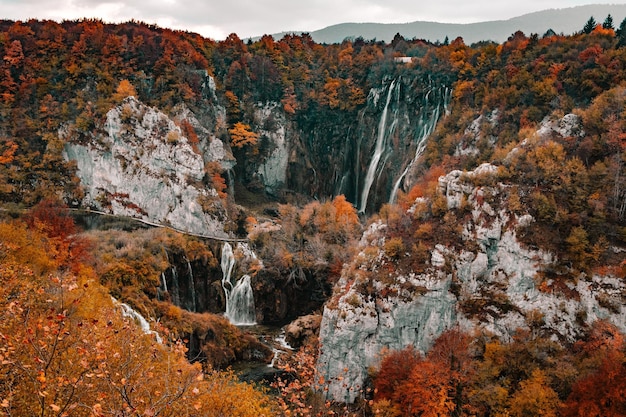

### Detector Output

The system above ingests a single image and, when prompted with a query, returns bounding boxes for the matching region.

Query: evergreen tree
[603,14,614,30]
[543,28,557,38]
[583,16,596,34]
[618,17,626,47]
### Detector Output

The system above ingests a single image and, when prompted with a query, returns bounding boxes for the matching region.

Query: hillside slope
[0,18,626,415]
[284,4,626,44]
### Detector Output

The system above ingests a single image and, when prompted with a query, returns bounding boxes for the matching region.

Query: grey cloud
[0,0,622,39]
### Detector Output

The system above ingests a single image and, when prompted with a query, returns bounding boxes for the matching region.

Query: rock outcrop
[285,314,322,348]
[63,97,230,237]
[317,160,626,403]
[253,102,290,196]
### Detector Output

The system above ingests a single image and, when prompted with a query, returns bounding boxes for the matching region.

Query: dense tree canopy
[0,16,626,416]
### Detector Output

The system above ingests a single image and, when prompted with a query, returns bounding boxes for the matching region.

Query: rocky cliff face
[62,97,232,237]
[234,75,449,212]
[62,72,451,229]
[317,154,626,403]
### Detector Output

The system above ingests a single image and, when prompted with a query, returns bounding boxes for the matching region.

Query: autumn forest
[0,13,626,417]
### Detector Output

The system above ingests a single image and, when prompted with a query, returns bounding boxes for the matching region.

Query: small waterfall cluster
[221,242,256,325]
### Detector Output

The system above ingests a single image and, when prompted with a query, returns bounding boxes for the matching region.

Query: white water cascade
[268,330,294,368]
[221,242,256,325]
[113,297,162,343]
[160,272,168,293]
[389,86,451,204]
[359,79,397,214]
[186,257,197,312]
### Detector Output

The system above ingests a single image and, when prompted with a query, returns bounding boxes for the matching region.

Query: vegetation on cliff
[0,203,272,416]
[0,15,626,416]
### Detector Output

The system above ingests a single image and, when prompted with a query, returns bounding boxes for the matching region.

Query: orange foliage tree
[228,122,259,149]
[112,79,137,102]
[373,346,422,402]
[299,195,360,244]
[25,198,91,272]
[0,217,273,417]
[373,329,473,417]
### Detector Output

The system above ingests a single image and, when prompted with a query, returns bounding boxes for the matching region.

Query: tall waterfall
[389,86,448,204]
[359,79,397,214]
[186,257,197,312]
[388,85,451,205]
[221,242,256,325]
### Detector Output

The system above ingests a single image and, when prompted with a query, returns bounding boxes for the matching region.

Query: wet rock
[285,314,322,348]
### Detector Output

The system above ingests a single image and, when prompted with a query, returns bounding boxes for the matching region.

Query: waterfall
[221,242,256,325]
[160,272,168,293]
[268,329,294,368]
[171,265,180,306]
[359,79,397,214]
[186,257,197,312]
[161,249,169,295]
[389,85,449,205]
[226,274,256,325]
[113,297,162,343]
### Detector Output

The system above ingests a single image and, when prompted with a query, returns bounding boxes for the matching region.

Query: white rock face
[537,113,585,139]
[317,162,626,403]
[455,110,498,157]
[171,102,235,169]
[318,273,456,402]
[254,102,289,195]
[62,97,228,237]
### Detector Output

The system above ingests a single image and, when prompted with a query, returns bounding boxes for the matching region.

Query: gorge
[1,18,626,415]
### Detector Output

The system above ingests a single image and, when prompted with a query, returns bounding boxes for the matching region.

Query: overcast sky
[1,0,624,40]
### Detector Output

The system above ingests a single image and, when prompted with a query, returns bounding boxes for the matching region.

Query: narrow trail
[0,206,248,243]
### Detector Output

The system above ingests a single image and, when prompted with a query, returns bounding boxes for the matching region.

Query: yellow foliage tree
[508,370,561,417]
[112,79,137,102]
[0,219,273,417]
[229,122,259,148]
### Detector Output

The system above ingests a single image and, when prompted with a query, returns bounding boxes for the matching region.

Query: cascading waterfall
[268,330,294,368]
[186,257,197,312]
[389,85,451,204]
[160,249,169,295]
[171,265,180,306]
[221,242,256,325]
[113,297,162,343]
[227,274,256,325]
[359,79,397,214]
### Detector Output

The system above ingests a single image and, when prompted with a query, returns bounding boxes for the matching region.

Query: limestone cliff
[317,150,626,402]
[62,96,231,237]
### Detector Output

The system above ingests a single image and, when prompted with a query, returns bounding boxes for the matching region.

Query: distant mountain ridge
[261,4,626,44]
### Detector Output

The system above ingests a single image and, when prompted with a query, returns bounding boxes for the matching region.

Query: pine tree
[583,16,597,34]
[603,14,614,30]
[618,17,626,47]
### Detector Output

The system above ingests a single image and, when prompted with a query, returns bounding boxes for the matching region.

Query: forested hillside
[0,16,625,416]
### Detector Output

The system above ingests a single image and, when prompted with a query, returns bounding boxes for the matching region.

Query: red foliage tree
[562,348,626,417]
[25,198,90,271]
[374,345,422,401]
